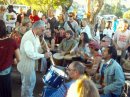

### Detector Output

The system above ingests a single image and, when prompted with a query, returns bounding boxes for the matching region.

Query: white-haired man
[17,20,52,97]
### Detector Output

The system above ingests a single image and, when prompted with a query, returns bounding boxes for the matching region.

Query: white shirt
[17,30,44,75]
[64,20,79,34]
[81,25,92,39]
[113,29,130,49]
[3,11,17,28]
[103,28,114,38]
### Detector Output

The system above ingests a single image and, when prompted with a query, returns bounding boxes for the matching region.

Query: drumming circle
[43,66,68,88]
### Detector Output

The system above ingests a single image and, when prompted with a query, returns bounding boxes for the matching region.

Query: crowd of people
[0,4,130,97]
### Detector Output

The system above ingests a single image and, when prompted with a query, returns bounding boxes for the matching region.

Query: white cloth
[103,28,114,38]
[81,25,92,39]
[17,30,44,76]
[64,20,79,34]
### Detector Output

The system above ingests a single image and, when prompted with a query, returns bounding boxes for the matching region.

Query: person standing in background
[3,5,17,34]
[26,6,31,17]
[0,5,6,20]
[29,9,40,24]
[113,19,130,64]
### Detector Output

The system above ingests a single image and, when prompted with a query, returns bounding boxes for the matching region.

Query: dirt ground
[12,67,44,97]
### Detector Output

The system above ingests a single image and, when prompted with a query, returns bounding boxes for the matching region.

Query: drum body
[43,66,67,88]
[53,53,64,66]
[63,54,76,66]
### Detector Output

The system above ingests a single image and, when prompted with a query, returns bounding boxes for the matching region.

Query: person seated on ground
[41,28,55,52]
[40,29,55,72]
[98,46,125,97]
[42,61,89,97]
[85,39,102,78]
[58,30,77,55]
[54,27,66,45]
[70,32,91,63]
[66,75,100,97]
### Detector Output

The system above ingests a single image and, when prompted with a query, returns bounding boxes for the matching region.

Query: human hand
[44,52,52,58]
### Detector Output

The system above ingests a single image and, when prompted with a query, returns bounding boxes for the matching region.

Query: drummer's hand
[44,52,52,58]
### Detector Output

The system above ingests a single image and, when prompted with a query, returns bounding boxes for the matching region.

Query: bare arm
[51,39,55,50]
[14,48,20,64]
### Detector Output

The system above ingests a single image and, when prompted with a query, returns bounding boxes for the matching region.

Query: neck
[104,57,111,62]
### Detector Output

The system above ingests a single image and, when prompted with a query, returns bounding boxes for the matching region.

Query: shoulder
[6,38,18,48]
[112,60,122,69]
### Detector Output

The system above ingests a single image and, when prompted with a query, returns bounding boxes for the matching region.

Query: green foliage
[100,4,113,15]
[16,0,72,13]
[123,10,130,19]
[100,3,123,17]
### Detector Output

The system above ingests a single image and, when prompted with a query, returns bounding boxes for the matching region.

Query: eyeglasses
[65,67,75,71]
[101,40,109,42]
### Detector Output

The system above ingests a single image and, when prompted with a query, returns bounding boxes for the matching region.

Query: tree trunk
[86,0,104,37]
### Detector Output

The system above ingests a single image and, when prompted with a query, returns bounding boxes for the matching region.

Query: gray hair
[71,61,86,74]
[102,36,112,45]
[44,29,51,33]
[32,20,45,30]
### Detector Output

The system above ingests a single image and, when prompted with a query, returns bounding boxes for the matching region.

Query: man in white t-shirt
[113,20,130,64]
[3,5,17,33]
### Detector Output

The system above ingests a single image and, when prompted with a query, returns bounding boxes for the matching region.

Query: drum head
[53,53,64,60]
[51,66,67,78]
[64,54,76,60]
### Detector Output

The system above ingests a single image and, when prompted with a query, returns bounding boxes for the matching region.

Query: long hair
[66,75,100,97]
[78,32,90,47]
[78,78,100,97]
[0,19,7,38]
